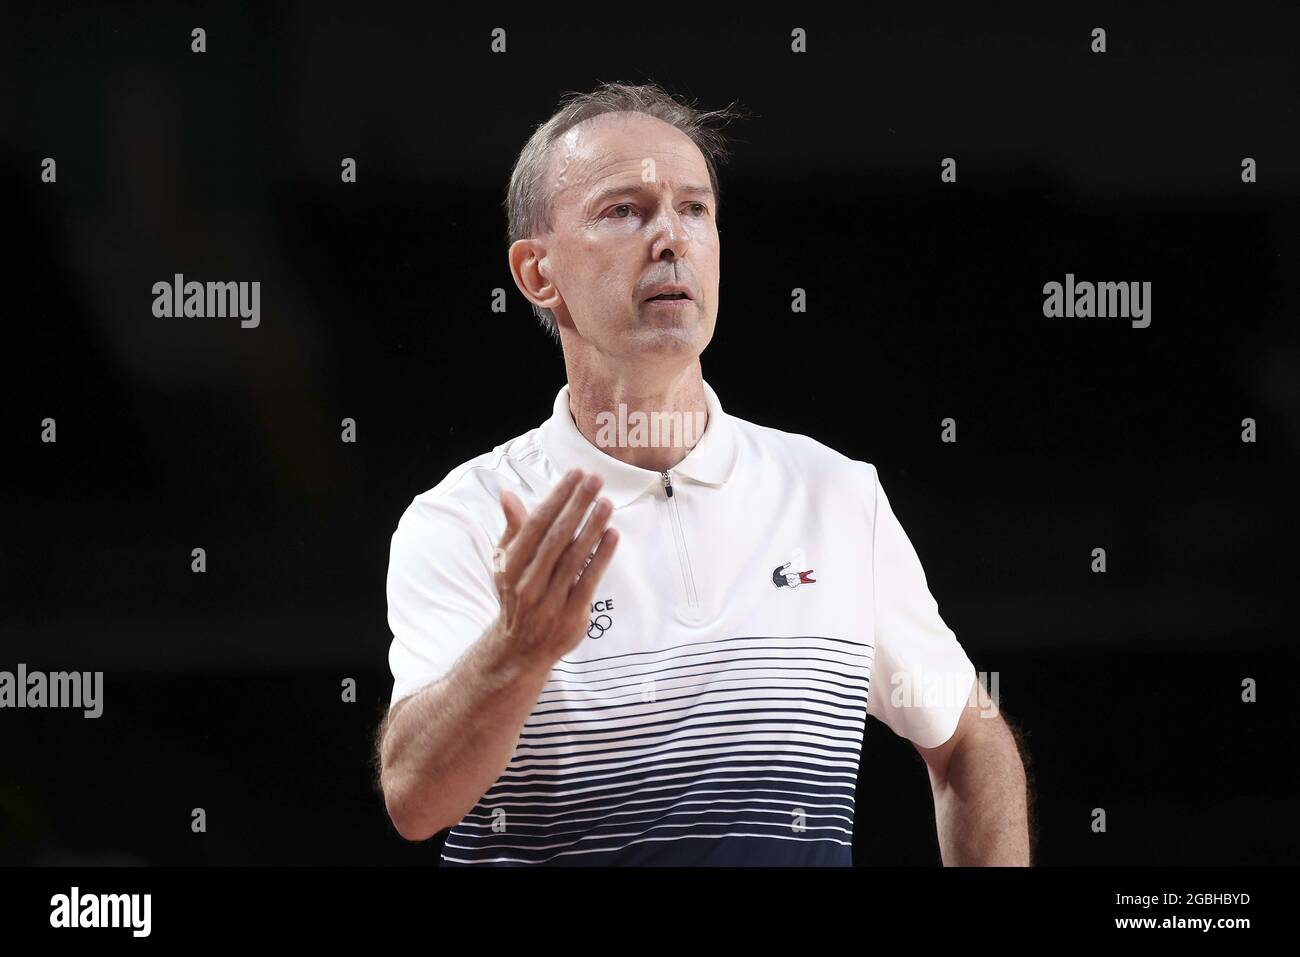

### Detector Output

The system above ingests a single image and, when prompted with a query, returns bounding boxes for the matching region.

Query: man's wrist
[476,619,555,689]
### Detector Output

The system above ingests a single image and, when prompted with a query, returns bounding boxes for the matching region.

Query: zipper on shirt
[661,470,700,608]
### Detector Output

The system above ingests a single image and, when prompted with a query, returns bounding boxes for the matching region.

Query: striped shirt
[385,380,976,865]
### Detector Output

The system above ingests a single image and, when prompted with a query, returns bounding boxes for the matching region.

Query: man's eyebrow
[586,183,715,207]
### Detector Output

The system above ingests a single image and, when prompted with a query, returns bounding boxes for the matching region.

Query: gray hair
[504,81,746,340]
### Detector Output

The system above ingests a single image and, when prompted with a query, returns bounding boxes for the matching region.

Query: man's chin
[634,306,707,335]
[629,313,709,353]
[637,299,708,331]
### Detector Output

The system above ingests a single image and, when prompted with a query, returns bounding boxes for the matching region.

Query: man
[377,82,1030,866]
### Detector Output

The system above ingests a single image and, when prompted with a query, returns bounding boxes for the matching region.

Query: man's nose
[651,208,690,261]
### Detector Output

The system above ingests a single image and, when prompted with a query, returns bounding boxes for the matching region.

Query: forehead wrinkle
[582,148,710,203]
[546,116,709,221]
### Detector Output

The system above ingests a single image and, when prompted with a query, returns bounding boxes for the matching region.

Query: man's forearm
[930,716,1031,865]
[380,624,553,842]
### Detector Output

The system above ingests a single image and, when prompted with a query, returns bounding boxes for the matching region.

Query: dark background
[3,4,1298,865]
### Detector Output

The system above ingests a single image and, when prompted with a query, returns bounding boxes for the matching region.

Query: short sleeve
[386,496,501,707]
[865,465,976,749]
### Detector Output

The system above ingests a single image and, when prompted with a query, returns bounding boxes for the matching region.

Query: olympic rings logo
[587,614,613,639]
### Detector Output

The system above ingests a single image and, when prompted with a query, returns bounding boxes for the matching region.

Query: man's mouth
[646,292,690,301]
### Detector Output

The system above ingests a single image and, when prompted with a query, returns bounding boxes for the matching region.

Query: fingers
[551,495,613,590]
[568,528,619,611]
[491,473,620,661]
[500,469,581,583]
[518,473,604,596]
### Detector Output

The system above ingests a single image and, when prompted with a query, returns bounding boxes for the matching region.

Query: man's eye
[610,204,634,218]
[686,202,708,216]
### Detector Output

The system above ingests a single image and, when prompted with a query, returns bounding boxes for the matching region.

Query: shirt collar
[537,378,739,509]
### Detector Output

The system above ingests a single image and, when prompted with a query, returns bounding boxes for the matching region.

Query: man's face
[527,112,720,359]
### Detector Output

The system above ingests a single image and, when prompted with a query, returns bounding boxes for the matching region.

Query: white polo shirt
[386,379,976,866]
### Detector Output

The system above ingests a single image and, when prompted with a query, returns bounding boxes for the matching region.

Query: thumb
[498,490,527,549]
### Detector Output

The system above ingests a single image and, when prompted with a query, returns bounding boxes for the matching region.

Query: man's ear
[508,238,563,313]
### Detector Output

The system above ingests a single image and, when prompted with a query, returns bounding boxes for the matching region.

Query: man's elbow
[378,698,444,841]
[382,771,444,842]
[917,706,1011,786]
